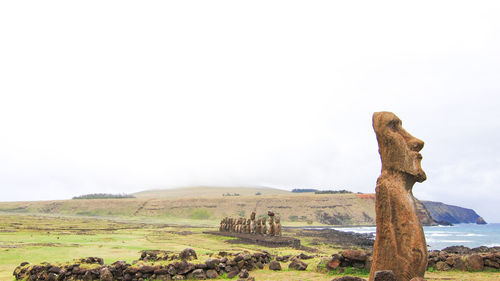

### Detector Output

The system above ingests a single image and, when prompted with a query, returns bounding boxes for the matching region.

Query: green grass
[2,213,500,281]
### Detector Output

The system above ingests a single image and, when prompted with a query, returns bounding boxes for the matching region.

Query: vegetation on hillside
[292,189,318,193]
[72,193,135,200]
[314,190,353,194]
[222,193,240,196]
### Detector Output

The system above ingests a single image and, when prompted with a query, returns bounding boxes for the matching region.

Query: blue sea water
[331,223,500,250]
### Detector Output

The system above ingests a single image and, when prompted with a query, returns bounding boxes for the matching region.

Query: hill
[0,186,486,227]
[0,192,377,226]
[133,186,291,198]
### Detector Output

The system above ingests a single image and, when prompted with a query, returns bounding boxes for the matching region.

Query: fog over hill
[1,1,500,223]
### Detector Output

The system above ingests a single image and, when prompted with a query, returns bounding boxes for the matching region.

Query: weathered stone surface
[326,254,341,270]
[369,112,428,281]
[465,254,484,271]
[331,276,365,281]
[238,269,249,278]
[288,258,308,270]
[191,268,206,279]
[139,265,155,273]
[269,261,281,271]
[435,261,450,271]
[374,270,396,281]
[297,253,314,260]
[342,250,367,262]
[99,267,113,281]
[206,269,218,278]
[179,248,197,261]
[227,270,239,278]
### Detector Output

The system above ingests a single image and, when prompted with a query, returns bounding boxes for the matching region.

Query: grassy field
[1,213,499,281]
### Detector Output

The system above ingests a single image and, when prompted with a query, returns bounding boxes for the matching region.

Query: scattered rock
[288,258,308,270]
[238,269,249,278]
[269,261,281,271]
[180,248,198,261]
[296,253,314,260]
[342,250,367,262]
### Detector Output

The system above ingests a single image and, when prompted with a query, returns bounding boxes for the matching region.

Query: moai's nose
[408,137,424,152]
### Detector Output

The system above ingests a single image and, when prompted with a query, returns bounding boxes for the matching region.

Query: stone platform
[204,231,301,248]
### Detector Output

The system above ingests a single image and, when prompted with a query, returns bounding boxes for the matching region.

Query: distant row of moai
[219,211,282,237]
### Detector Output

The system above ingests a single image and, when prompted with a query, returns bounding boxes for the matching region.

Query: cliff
[422,201,487,225]
[414,198,439,226]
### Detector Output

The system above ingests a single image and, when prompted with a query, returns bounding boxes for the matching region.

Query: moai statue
[231,218,237,232]
[273,216,282,237]
[219,218,224,232]
[239,218,245,233]
[267,211,275,236]
[261,217,267,235]
[236,218,241,233]
[369,112,428,281]
[255,218,262,235]
[246,219,251,233]
[250,212,256,234]
[242,218,248,233]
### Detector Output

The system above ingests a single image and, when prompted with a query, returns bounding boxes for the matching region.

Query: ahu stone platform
[204,231,301,249]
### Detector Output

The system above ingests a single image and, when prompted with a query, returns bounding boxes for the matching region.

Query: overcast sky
[1,1,499,222]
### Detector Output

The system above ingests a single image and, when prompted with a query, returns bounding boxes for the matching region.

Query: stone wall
[13,249,272,281]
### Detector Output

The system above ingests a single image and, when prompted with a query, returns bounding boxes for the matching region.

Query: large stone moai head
[250,212,256,220]
[373,112,426,183]
[370,111,428,281]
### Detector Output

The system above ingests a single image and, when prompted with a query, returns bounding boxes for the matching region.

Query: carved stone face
[373,112,426,182]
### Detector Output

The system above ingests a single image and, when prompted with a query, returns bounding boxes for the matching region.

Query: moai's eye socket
[388,119,399,131]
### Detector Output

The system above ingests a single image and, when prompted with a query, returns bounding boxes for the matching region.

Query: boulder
[465,254,484,271]
[374,270,396,281]
[227,270,239,278]
[99,267,113,281]
[342,250,367,262]
[139,265,155,273]
[238,269,249,278]
[297,253,314,260]
[180,248,198,261]
[288,258,308,270]
[206,269,218,278]
[436,261,451,271]
[191,268,206,279]
[269,261,282,271]
[331,277,365,281]
[326,255,341,270]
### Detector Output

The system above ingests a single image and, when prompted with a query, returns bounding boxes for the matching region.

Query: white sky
[1,1,499,222]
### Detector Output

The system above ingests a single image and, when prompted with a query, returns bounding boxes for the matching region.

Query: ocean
[331,223,500,251]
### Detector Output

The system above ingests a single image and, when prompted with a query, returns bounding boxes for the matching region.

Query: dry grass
[0,192,376,226]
